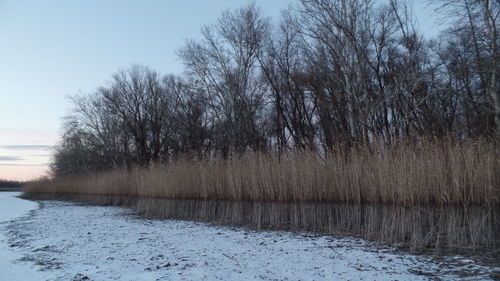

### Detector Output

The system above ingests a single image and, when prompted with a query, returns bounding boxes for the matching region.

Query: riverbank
[8,197,500,280]
[0,192,54,281]
[20,192,500,258]
[0,187,23,192]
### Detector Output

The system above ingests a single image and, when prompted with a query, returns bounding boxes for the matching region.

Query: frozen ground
[0,192,54,281]
[1,193,499,281]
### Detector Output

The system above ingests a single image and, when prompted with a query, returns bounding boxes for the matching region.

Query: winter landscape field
[2,0,499,280]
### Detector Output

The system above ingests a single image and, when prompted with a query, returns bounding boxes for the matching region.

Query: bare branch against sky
[0,0,443,180]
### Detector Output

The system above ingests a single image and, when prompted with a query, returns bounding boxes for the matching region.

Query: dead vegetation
[23,139,499,254]
[25,139,498,206]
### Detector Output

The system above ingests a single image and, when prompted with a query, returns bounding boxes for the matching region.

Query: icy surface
[3,197,499,281]
[0,192,53,281]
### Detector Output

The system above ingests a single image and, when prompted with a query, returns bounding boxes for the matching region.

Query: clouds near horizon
[0,144,53,180]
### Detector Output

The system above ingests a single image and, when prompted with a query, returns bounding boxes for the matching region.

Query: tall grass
[23,139,499,255]
[134,199,499,254]
[25,139,499,206]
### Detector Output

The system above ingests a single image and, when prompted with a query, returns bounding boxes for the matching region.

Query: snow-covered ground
[1,193,498,281]
[0,192,55,281]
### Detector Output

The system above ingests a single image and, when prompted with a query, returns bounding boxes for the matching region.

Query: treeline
[0,179,23,188]
[53,0,499,177]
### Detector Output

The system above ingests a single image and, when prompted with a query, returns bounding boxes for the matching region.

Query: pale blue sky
[0,0,441,180]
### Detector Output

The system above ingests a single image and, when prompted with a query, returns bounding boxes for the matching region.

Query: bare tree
[430,0,499,137]
[52,1,497,177]
[260,10,317,151]
[163,75,212,157]
[101,65,170,165]
[179,3,271,155]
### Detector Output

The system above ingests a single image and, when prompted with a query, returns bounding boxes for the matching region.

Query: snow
[2,194,498,281]
[0,192,54,281]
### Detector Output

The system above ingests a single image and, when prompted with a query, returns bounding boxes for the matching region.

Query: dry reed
[22,139,500,255]
[24,139,499,206]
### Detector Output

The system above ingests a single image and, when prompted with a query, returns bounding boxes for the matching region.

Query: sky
[0,0,442,181]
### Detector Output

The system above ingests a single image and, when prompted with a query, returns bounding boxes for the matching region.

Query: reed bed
[25,139,499,206]
[134,199,499,255]
[22,139,500,255]
[20,192,500,256]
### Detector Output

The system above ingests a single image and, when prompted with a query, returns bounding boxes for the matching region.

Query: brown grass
[25,139,499,206]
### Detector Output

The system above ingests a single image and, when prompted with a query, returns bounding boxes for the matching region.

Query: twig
[223,253,239,265]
